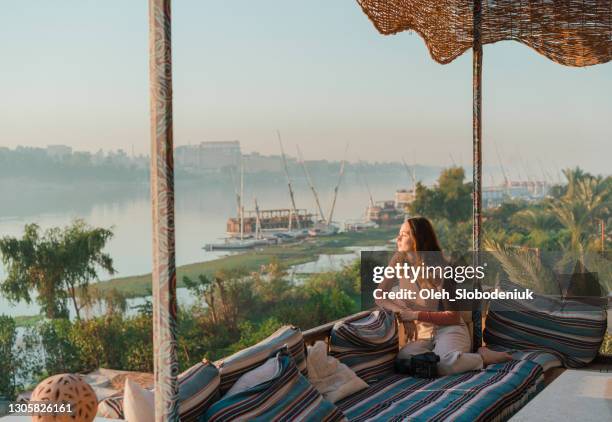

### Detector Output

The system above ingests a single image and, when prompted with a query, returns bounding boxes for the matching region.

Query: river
[0,175,409,317]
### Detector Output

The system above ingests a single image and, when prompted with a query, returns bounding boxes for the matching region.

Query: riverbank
[93,227,397,298]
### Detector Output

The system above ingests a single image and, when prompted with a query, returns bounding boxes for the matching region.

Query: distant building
[394,189,415,210]
[176,141,241,172]
[46,145,72,159]
[243,152,283,173]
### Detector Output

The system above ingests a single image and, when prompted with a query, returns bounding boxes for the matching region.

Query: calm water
[0,176,409,317]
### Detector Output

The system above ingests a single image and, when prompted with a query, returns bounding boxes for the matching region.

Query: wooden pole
[472,0,483,350]
[149,0,179,420]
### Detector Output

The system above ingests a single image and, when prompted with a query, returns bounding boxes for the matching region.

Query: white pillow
[307,340,368,403]
[123,378,154,422]
[224,355,281,398]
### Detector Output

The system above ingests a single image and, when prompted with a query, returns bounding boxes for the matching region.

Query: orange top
[417,311,461,326]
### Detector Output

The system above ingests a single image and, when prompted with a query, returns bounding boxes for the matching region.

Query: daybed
[95,289,607,421]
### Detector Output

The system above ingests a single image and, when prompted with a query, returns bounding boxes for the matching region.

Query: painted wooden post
[148,0,179,420]
[472,0,483,350]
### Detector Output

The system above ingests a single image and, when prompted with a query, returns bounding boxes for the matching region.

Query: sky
[0,0,610,175]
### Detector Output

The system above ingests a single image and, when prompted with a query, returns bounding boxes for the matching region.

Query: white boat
[203,238,271,251]
[308,223,339,237]
[344,220,379,232]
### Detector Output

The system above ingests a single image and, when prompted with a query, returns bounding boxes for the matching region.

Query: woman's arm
[401,310,462,325]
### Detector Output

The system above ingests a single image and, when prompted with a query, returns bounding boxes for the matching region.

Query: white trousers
[397,323,483,376]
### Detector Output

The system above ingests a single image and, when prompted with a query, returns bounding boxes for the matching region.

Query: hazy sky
[1,1,610,174]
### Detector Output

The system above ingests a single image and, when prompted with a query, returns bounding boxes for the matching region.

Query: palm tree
[548,169,611,256]
[511,208,560,249]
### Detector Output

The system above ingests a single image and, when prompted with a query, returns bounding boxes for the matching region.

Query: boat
[308,222,340,237]
[226,209,315,238]
[365,200,405,225]
[203,238,270,251]
[344,220,379,232]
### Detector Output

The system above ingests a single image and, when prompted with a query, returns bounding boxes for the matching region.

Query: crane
[327,143,349,225]
[357,156,375,208]
[277,131,301,230]
[401,157,417,191]
[494,142,509,188]
[297,145,326,224]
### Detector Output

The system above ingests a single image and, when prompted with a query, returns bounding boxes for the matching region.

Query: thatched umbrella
[355,0,611,346]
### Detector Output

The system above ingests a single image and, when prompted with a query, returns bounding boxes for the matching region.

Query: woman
[376,217,511,376]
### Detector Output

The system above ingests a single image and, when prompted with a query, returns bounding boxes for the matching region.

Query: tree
[548,169,611,255]
[409,167,472,223]
[0,220,116,319]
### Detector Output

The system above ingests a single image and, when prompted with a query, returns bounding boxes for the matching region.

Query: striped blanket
[337,360,543,422]
[330,310,398,384]
[488,347,562,372]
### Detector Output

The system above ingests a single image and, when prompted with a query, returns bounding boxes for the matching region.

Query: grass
[14,314,44,328]
[93,227,397,298]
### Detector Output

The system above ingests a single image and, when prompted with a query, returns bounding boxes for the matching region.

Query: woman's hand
[398,310,419,322]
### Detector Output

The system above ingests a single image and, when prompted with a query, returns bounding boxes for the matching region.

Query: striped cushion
[215,325,307,395]
[177,360,220,421]
[329,310,398,383]
[96,359,219,421]
[205,349,346,422]
[337,360,543,422]
[484,285,607,368]
[97,393,124,419]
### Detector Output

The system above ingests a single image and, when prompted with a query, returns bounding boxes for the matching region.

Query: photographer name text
[373,288,534,301]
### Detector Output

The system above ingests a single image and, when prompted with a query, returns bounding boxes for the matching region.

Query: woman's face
[397,222,414,252]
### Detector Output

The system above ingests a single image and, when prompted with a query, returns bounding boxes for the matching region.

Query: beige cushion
[123,379,154,422]
[307,340,369,403]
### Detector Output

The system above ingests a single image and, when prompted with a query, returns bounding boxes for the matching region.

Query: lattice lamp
[30,374,97,422]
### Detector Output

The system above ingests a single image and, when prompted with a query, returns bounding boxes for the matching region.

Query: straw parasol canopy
[356,0,611,66]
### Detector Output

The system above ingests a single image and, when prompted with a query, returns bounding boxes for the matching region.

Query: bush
[0,316,18,400]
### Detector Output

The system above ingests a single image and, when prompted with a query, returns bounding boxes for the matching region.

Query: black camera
[394,352,440,378]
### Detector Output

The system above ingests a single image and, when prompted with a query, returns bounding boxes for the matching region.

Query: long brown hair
[405,217,442,253]
[403,217,447,290]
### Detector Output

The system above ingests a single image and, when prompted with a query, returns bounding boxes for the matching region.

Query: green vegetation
[94,227,397,298]
[0,316,19,399]
[0,220,115,319]
[4,260,361,396]
[13,315,43,328]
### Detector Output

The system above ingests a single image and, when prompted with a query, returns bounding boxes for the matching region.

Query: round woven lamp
[30,374,97,422]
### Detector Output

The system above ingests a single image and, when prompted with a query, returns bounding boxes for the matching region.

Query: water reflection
[0,178,406,317]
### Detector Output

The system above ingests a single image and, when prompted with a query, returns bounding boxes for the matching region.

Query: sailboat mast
[240,157,244,241]
[357,156,374,208]
[230,166,241,224]
[297,145,326,224]
[327,144,348,225]
[277,131,301,230]
[254,197,261,240]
